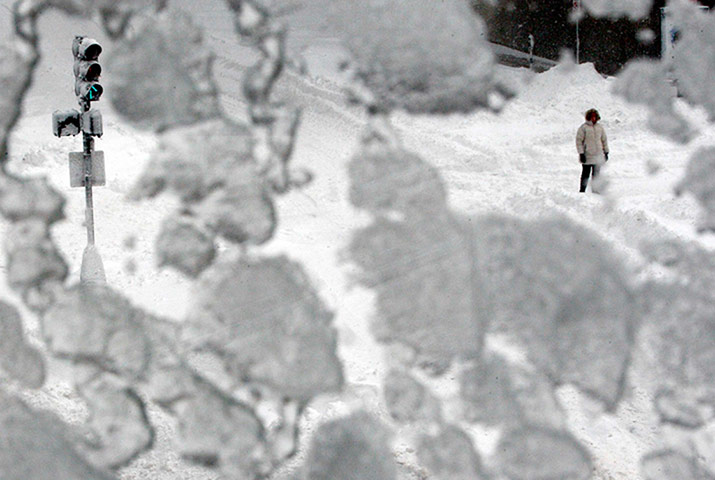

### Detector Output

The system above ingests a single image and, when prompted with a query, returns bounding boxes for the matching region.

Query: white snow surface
[2,2,715,479]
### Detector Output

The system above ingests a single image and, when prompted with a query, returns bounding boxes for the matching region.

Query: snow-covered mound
[517,62,609,113]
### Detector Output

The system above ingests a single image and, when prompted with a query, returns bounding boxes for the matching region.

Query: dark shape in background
[471,0,715,75]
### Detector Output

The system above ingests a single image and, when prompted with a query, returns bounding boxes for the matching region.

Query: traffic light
[73,36,103,103]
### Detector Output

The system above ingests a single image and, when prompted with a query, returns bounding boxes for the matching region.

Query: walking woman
[576,108,609,193]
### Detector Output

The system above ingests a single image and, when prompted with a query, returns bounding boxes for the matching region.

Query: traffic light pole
[52,35,106,284]
[81,99,96,245]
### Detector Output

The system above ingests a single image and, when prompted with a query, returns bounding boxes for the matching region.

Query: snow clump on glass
[383,369,442,424]
[0,392,117,480]
[0,300,45,389]
[176,387,269,478]
[1,39,36,160]
[42,285,152,381]
[183,256,343,403]
[106,10,221,131]
[640,449,715,480]
[460,353,565,429]
[0,175,65,224]
[496,426,592,480]
[675,147,715,233]
[77,373,154,469]
[417,425,485,480]
[303,411,396,480]
[155,214,216,277]
[132,118,278,246]
[4,218,68,308]
[472,215,636,409]
[672,6,715,121]
[612,59,695,143]
[329,0,512,114]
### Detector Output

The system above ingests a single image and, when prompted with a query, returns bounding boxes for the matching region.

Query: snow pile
[80,244,107,284]
[514,62,611,122]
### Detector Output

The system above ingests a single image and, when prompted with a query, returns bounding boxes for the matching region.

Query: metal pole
[575,0,580,64]
[81,99,95,246]
[528,33,535,69]
[576,18,580,64]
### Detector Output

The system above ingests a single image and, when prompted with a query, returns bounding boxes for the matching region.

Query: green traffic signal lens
[88,84,103,101]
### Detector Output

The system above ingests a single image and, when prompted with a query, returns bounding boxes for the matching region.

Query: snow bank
[511,62,612,122]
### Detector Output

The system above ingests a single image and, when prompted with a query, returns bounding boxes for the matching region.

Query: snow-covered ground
[3,2,715,479]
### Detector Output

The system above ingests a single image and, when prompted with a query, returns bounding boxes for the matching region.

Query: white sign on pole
[69,151,106,187]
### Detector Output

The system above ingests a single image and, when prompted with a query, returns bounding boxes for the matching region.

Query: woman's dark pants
[580,164,601,193]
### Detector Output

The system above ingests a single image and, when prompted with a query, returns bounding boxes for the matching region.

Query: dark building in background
[472,0,714,75]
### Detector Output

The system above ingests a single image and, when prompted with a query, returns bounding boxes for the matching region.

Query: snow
[497,426,592,480]
[676,146,715,232]
[0,391,115,480]
[1,1,715,479]
[672,2,715,121]
[0,299,45,388]
[303,411,396,480]
[417,425,484,480]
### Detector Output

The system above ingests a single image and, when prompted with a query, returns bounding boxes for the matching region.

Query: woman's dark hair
[585,108,600,121]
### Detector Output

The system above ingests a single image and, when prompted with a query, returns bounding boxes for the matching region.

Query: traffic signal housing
[73,36,103,103]
[52,109,81,137]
